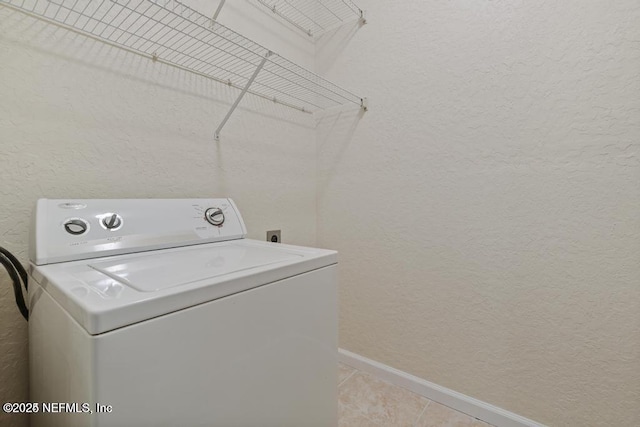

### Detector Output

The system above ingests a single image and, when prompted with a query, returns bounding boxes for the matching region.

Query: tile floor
[338,363,493,427]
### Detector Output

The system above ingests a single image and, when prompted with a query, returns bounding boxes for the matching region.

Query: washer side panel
[29,281,95,427]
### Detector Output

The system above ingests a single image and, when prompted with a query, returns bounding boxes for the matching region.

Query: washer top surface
[30,239,336,335]
[28,198,337,335]
[88,242,301,292]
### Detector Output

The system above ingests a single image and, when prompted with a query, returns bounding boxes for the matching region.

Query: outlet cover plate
[267,230,281,243]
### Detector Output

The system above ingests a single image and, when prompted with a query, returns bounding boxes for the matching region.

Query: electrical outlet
[266,230,281,243]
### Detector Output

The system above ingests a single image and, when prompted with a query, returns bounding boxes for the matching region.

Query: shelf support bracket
[212,0,225,21]
[359,10,367,25]
[361,97,368,112]
[214,51,272,141]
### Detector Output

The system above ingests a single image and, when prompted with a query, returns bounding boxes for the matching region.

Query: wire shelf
[248,0,364,37]
[1,0,365,137]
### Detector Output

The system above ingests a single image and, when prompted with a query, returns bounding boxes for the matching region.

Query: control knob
[101,213,123,230]
[63,218,88,235]
[205,207,225,226]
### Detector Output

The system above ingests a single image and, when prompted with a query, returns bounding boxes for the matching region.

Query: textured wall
[317,0,640,425]
[0,2,316,426]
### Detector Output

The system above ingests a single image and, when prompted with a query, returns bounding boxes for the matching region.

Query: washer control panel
[31,198,247,265]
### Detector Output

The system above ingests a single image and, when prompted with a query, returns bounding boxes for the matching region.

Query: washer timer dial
[204,207,225,226]
[63,218,89,235]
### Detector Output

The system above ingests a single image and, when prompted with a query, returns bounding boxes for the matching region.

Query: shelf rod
[214,50,272,141]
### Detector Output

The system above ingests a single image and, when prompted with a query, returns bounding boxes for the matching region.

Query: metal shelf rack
[235,0,366,37]
[1,0,366,140]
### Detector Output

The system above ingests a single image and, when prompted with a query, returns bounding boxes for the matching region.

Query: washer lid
[88,244,301,292]
[29,239,337,335]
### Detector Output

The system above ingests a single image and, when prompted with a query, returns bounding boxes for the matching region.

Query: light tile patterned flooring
[339,363,493,427]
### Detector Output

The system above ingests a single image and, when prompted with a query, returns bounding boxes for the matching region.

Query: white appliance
[28,198,337,427]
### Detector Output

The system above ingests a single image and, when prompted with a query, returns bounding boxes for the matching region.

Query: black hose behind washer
[0,247,29,320]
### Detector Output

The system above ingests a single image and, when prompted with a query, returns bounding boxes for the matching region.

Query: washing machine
[28,198,337,427]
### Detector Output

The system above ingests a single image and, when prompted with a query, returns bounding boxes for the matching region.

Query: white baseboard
[338,348,545,427]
